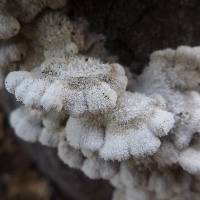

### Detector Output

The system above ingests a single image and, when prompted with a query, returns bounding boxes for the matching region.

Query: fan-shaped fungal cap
[100,92,174,161]
[38,128,64,147]
[10,105,66,147]
[0,12,20,40]
[65,92,174,161]
[81,156,119,180]
[179,148,200,175]
[101,124,161,161]
[110,174,125,190]
[173,91,200,149]
[66,116,104,151]
[115,162,152,200]
[153,140,180,166]
[5,56,127,116]
[39,111,67,147]
[10,0,44,22]
[5,71,32,94]
[10,107,42,142]
[26,12,77,58]
[119,161,148,190]
[10,0,67,23]
[58,139,84,169]
[0,40,27,88]
[136,47,200,149]
[0,41,27,68]
[137,46,200,94]
[174,46,200,90]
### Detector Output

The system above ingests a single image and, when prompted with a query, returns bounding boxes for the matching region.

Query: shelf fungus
[25,12,78,58]
[0,40,27,87]
[66,92,174,161]
[66,115,105,151]
[3,6,200,199]
[0,13,20,40]
[100,92,174,161]
[179,148,200,175]
[10,107,42,142]
[0,1,20,40]
[58,137,84,169]
[81,156,119,180]
[10,106,67,147]
[136,46,200,149]
[5,56,127,115]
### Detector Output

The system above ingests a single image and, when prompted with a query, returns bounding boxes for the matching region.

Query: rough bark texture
[24,143,113,200]
[2,0,200,199]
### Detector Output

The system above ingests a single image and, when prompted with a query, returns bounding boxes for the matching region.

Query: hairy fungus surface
[137,46,200,150]
[58,138,84,169]
[81,156,119,180]
[10,107,42,142]
[179,148,200,175]
[3,3,200,199]
[6,56,127,115]
[26,12,78,58]
[66,92,174,161]
[10,106,67,147]
[0,12,20,40]
[100,92,174,161]
[0,40,27,87]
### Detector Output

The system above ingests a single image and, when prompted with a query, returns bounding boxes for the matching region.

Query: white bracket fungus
[66,92,174,161]
[66,115,105,151]
[58,138,84,169]
[136,46,200,149]
[10,107,42,142]
[101,92,174,161]
[3,4,200,199]
[5,56,127,116]
[0,1,20,40]
[81,156,119,180]
[10,106,68,147]
[0,40,27,87]
[0,12,20,40]
[25,12,78,58]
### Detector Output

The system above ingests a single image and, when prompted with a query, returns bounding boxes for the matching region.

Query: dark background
[1,0,200,199]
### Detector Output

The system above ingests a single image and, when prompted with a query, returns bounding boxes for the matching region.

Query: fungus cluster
[136,46,200,175]
[2,3,200,200]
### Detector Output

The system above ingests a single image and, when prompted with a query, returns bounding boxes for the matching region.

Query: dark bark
[70,0,200,73]
[24,143,113,200]
[2,0,200,199]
